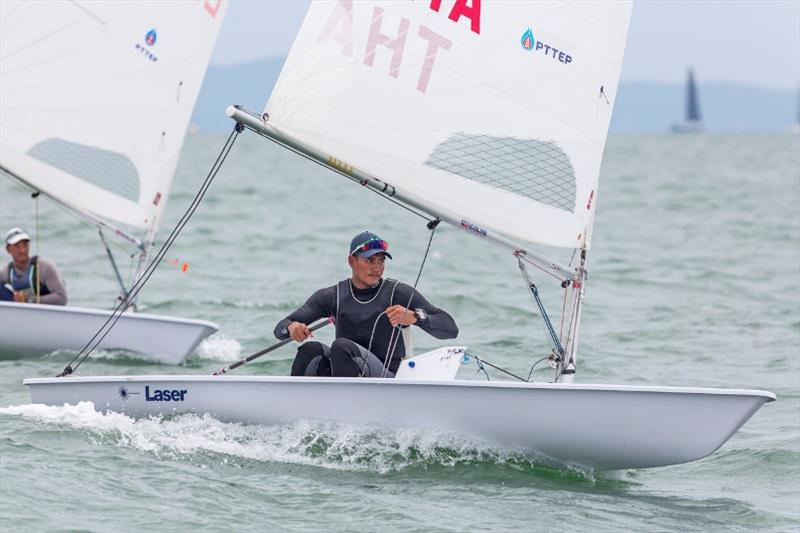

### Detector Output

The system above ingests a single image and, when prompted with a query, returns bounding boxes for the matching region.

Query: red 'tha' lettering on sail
[429,0,482,35]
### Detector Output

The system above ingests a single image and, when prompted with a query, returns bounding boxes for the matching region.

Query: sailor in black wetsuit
[274,231,458,378]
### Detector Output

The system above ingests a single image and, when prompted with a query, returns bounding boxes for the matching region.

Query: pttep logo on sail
[520,28,573,65]
[134,28,159,62]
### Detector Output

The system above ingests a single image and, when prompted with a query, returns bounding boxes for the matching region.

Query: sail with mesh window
[0,0,227,232]
[264,0,631,249]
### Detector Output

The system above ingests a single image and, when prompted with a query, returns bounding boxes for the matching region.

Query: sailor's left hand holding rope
[386,305,417,327]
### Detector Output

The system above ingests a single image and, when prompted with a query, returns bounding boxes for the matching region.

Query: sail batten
[265,0,632,249]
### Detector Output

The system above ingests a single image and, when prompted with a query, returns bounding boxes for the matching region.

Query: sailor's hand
[287,321,313,342]
[386,305,416,327]
[12,291,27,303]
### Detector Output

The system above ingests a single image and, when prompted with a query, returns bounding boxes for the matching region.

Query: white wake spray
[0,402,587,477]
[195,334,243,361]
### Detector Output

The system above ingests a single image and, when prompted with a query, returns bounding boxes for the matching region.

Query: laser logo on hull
[145,386,187,402]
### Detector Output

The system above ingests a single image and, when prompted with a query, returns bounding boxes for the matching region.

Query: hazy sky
[211,0,800,89]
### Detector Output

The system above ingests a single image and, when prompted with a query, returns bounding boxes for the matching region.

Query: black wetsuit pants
[291,339,396,378]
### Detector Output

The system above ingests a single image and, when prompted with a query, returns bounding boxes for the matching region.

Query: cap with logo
[349,231,392,260]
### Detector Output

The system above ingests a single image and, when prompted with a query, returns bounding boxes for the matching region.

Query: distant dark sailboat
[671,68,704,133]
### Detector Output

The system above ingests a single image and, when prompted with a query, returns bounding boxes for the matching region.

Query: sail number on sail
[320,0,481,93]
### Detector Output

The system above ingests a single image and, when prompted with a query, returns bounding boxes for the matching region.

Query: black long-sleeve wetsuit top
[274,278,458,367]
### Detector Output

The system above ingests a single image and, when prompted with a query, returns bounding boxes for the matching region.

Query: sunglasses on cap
[350,237,389,256]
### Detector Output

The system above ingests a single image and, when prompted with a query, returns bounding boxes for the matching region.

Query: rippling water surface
[1,133,798,531]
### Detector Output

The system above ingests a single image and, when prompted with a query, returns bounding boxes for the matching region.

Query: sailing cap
[349,231,392,259]
[5,227,31,246]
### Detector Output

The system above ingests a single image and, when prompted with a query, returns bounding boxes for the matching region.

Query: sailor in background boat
[0,227,67,305]
[274,231,458,377]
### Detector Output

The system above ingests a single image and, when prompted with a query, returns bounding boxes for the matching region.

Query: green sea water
[1,133,798,532]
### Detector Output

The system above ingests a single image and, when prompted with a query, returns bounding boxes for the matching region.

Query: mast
[129,226,157,309]
[560,247,589,383]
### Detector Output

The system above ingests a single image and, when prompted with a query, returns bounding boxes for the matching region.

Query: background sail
[265,0,631,248]
[0,0,227,231]
[686,68,702,122]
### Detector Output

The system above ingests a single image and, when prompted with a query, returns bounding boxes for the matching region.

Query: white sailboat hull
[1,302,217,364]
[23,374,775,470]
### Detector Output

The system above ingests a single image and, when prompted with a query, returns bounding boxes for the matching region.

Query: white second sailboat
[0,0,227,363]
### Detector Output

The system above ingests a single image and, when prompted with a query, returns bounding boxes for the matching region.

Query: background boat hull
[1,302,218,364]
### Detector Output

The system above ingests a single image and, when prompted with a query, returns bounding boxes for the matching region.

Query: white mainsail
[0,0,227,232]
[0,1,226,364]
[265,0,631,249]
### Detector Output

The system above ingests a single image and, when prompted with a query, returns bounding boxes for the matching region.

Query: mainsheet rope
[57,126,241,377]
[34,191,40,303]
[356,219,440,378]
[379,218,441,377]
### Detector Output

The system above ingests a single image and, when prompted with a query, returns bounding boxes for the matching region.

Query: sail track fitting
[381,218,441,375]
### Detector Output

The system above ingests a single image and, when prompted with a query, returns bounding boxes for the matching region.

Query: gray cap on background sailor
[5,227,31,246]
[349,231,393,259]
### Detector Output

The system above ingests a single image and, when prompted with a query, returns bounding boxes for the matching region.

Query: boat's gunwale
[22,374,776,401]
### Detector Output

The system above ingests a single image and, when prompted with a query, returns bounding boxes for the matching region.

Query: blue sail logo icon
[521,28,535,51]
